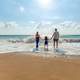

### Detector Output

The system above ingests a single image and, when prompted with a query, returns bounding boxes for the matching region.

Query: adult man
[51,28,59,48]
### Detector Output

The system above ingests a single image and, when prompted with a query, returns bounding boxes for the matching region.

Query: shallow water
[0,42,80,58]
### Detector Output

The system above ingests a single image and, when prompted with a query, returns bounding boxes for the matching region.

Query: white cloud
[19,6,25,13]
[0,21,28,35]
[0,21,80,35]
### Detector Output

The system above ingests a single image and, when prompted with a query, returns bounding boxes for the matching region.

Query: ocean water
[0,35,79,57]
[0,35,33,40]
[61,35,80,38]
[0,35,80,41]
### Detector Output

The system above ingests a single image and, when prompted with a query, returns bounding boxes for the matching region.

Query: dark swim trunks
[36,40,39,48]
[53,39,59,42]
[44,40,48,45]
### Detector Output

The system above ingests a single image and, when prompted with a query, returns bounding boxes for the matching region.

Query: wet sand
[0,52,80,80]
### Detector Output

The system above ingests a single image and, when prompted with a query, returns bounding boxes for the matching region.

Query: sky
[0,0,80,35]
[0,0,80,22]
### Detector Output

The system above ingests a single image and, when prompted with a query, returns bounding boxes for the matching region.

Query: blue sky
[0,0,80,23]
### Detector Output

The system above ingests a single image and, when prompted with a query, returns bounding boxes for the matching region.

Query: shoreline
[0,41,80,56]
[0,51,80,59]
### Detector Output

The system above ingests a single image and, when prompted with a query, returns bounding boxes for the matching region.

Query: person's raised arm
[50,33,54,40]
[39,34,41,39]
[34,34,36,41]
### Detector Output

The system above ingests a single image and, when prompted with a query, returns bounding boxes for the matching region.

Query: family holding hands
[35,28,59,51]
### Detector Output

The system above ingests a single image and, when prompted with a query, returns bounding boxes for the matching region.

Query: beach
[0,0,80,79]
[0,52,80,80]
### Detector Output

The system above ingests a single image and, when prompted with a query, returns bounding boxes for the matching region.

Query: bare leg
[53,41,55,49]
[47,45,48,51]
[56,42,58,48]
[44,45,48,51]
[44,45,45,50]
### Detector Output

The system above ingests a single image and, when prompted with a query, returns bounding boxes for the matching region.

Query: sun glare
[36,0,53,9]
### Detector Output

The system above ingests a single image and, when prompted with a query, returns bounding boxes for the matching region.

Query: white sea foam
[0,41,80,58]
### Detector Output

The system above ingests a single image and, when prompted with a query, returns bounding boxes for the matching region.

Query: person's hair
[36,32,38,34]
[45,36,48,39]
[55,28,57,31]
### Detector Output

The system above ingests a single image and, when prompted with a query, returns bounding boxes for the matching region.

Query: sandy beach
[0,52,80,80]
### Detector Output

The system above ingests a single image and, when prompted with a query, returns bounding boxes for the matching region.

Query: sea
[0,35,80,40]
[61,35,80,39]
[0,35,32,41]
[0,35,80,57]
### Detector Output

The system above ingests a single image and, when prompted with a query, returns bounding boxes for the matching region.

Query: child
[44,36,48,51]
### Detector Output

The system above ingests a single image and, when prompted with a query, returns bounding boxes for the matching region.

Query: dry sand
[0,52,80,80]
